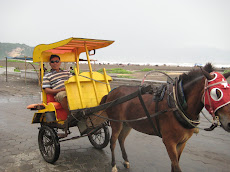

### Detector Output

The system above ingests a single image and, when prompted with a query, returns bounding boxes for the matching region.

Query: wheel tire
[88,125,110,149]
[38,125,60,164]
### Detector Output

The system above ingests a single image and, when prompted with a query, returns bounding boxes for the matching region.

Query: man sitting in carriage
[42,54,72,114]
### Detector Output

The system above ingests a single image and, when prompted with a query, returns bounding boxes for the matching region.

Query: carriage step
[57,133,67,138]
[27,104,45,110]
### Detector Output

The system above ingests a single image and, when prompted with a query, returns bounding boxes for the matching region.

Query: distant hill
[0,43,34,59]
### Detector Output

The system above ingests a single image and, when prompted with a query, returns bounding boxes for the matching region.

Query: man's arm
[44,87,65,95]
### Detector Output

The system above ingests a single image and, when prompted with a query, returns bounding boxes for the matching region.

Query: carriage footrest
[57,133,68,138]
[27,104,45,110]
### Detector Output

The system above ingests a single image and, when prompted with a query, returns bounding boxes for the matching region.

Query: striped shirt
[42,69,72,89]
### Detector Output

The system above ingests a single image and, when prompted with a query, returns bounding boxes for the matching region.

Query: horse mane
[179,63,215,85]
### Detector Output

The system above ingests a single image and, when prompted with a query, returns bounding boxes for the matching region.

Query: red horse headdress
[204,72,230,116]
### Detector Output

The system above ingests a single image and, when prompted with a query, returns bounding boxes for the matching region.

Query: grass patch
[117,75,135,79]
[98,68,133,74]
[14,68,21,72]
[0,66,3,68]
[224,70,230,74]
[7,59,25,63]
[140,68,155,72]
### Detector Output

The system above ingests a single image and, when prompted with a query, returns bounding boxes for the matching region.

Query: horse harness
[87,76,220,137]
[88,80,202,138]
[144,74,227,136]
[140,77,201,138]
[75,71,225,136]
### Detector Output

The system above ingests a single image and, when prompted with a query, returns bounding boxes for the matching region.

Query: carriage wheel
[38,125,60,164]
[88,125,110,149]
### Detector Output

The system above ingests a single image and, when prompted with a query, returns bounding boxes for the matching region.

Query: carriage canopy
[33,37,114,62]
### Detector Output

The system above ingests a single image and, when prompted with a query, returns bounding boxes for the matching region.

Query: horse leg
[177,142,186,161]
[118,123,132,169]
[110,122,123,172]
[163,141,182,172]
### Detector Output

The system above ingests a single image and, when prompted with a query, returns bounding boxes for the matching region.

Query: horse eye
[210,88,223,101]
[216,89,221,99]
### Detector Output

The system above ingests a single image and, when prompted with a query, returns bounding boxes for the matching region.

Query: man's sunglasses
[50,60,60,63]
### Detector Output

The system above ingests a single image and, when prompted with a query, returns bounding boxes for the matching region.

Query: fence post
[5,57,7,82]
[25,56,27,84]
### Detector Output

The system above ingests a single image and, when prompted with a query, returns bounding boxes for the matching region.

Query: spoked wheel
[88,125,110,149]
[38,125,60,164]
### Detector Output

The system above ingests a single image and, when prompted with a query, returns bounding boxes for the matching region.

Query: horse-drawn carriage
[28,37,230,172]
[27,37,116,163]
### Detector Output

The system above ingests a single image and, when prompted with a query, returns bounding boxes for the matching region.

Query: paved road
[0,89,230,172]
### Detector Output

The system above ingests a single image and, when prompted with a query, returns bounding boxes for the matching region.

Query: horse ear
[200,67,213,80]
[223,72,230,79]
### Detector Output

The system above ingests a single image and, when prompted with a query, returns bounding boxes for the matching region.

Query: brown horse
[100,63,230,172]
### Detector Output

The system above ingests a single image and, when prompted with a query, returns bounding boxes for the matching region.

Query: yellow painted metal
[65,71,112,110]
[103,68,111,92]
[40,58,47,104]
[32,103,59,124]
[75,51,80,74]
[84,43,100,104]
[73,67,85,108]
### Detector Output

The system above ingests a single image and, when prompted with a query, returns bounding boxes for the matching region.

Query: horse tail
[100,95,108,105]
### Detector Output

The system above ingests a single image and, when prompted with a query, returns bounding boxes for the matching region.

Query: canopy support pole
[84,43,99,104]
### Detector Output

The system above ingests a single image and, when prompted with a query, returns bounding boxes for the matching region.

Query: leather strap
[138,87,162,137]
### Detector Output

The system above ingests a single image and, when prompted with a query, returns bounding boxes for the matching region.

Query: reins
[172,75,223,131]
[172,85,201,127]
[141,70,174,85]
[87,70,222,133]
[87,85,175,137]
[87,71,175,137]
[91,108,174,123]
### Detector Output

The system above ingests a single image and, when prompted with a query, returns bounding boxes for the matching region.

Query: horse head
[202,67,230,132]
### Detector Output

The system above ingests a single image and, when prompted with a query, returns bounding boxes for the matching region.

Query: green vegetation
[224,70,230,74]
[0,66,3,68]
[117,75,135,79]
[14,68,21,72]
[7,59,25,63]
[98,68,133,74]
[140,68,155,72]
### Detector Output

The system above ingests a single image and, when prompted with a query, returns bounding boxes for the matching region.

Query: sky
[0,0,230,66]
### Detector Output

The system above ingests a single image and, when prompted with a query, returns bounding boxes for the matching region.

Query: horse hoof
[111,165,118,172]
[123,161,130,169]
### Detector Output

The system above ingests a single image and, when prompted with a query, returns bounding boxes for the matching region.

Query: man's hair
[50,54,60,61]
